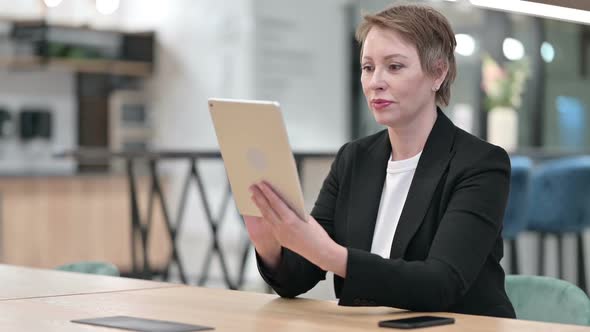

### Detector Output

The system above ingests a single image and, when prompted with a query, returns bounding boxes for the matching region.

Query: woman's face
[361,26,441,128]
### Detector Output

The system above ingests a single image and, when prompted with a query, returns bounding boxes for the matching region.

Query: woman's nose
[369,70,387,91]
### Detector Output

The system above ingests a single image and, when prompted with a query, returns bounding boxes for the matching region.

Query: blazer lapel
[389,109,456,259]
[347,130,391,252]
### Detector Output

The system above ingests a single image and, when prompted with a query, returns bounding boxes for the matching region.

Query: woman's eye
[389,64,403,71]
[361,65,374,72]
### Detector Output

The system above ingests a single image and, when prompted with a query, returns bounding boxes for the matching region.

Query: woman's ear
[433,59,449,90]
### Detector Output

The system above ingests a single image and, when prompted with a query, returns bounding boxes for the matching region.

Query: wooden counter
[0,175,171,273]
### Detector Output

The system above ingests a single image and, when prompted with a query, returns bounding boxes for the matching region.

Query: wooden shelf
[0,56,42,68]
[50,58,152,77]
[0,19,155,77]
[0,56,152,77]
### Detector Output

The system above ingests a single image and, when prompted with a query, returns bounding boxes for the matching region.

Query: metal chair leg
[577,233,587,293]
[557,234,564,279]
[538,233,545,276]
[509,238,519,274]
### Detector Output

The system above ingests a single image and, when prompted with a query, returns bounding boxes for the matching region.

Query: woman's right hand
[243,215,282,269]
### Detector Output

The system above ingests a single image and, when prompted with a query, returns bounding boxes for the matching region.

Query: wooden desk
[0,264,180,300]
[0,285,588,331]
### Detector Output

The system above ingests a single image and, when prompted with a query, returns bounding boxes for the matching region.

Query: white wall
[0,0,124,27]
[121,0,349,151]
[252,0,350,151]
[0,0,42,19]
[121,0,255,150]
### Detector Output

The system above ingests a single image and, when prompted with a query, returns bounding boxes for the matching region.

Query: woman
[245,4,516,318]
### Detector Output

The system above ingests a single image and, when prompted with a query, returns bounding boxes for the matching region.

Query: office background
[0,0,588,300]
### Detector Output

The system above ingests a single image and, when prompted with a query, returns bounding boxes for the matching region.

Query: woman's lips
[371,99,394,111]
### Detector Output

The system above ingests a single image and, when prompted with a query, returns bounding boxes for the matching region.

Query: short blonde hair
[356,4,457,106]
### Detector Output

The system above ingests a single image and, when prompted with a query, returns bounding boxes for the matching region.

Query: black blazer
[257,109,516,318]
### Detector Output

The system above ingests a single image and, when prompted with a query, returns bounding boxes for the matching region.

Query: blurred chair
[556,96,586,149]
[505,275,590,326]
[55,261,120,277]
[503,156,533,274]
[527,156,590,292]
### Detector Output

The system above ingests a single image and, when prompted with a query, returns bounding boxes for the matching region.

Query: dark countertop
[55,148,338,161]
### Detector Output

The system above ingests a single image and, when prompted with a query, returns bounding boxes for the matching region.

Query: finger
[259,181,299,222]
[250,185,282,224]
[252,194,282,225]
[242,215,261,223]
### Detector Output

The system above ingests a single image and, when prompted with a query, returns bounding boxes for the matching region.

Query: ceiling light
[96,0,120,15]
[503,37,525,60]
[455,34,476,56]
[469,0,590,25]
[43,0,63,8]
[540,41,555,63]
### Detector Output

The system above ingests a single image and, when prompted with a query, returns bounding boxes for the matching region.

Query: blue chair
[527,156,590,292]
[506,275,590,325]
[503,156,533,274]
[55,261,120,277]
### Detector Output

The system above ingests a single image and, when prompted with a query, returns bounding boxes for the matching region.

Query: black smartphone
[378,315,455,329]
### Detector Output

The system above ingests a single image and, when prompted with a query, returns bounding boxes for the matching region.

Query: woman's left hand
[249,181,347,277]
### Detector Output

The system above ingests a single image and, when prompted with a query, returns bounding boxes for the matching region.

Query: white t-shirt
[370,152,421,259]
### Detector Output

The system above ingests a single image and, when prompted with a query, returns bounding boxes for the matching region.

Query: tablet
[71,315,213,331]
[208,98,306,220]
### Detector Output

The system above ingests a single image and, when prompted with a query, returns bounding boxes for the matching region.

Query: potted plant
[482,54,530,152]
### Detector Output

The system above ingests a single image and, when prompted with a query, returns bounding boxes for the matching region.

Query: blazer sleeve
[338,146,510,311]
[255,143,348,297]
